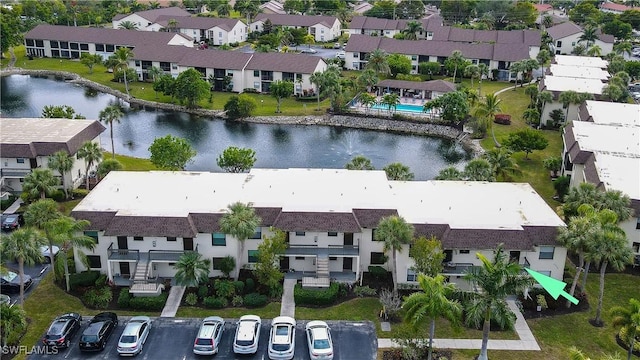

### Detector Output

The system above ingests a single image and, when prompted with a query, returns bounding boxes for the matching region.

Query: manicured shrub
[244,293,268,307]
[69,271,100,290]
[294,283,339,306]
[197,285,209,299]
[117,288,131,308]
[618,327,640,354]
[72,188,89,198]
[494,114,512,125]
[185,292,198,306]
[203,296,228,309]
[82,287,112,309]
[368,266,388,279]
[214,279,236,299]
[232,295,244,307]
[233,281,245,295]
[95,274,108,288]
[128,294,168,311]
[245,278,255,293]
[354,285,377,297]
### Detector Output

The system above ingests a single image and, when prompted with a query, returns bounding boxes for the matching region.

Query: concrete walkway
[377,299,540,351]
[160,285,185,318]
[2,198,23,214]
[280,278,296,318]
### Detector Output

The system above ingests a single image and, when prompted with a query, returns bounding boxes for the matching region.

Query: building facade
[111,7,191,30]
[251,14,341,42]
[546,21,614,56]
[147,16,247,45]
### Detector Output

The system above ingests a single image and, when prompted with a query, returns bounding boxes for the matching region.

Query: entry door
[184,238,194,251]
[279,256,289,271]
[117,236,128,250]
[344,233,353,246]
[509,251,521,263]
[119,262,130,277]
[343,257,353,271]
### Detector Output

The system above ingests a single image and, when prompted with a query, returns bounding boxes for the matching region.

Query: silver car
[117,316,151,356]
[268,316,296,360]
[306,321,333,360]
[233,315,261,354]
[193,316,225,355]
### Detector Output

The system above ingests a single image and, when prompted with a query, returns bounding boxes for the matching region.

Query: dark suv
[79,312,118,352]
[43,313,82,348]
[1,214,24,231]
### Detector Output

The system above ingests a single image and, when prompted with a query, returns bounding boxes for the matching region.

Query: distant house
[147,16,247,45]
[546,21,614,55]
[561,101,640,263]
[0,118,105,194]
[251,14,341,42]
[259,0,286,15]
[351,1,373,15]
[347,16,442,38]
[599,1,640,14]
[111,6,190,30]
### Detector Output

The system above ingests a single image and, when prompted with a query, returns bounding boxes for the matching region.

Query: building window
[539,246,555,260]
[295,256,305,260]
[459,250,470,254]
[167,237,176,241]
[556,41,562,47]
[84,231,99,244]
[134,236,143,241]
[295,231,305,236]
[632,242,640,253]
[16,158,25,164]
[250,227,262,239]
[328,231,338,237]
[51,41,59,48]
[212,232,226,246]
[212,257,226,270]
[411,55,417,61]
[227,70,233,76]
[370,252,386,265]
[254,81,260,89]
[636,218,640,230]
[219,32,223,38]
[105,44,115,52]
[254,70,260,77]
[537,270,552,277]
[407,269,417,282]
[87,255,101,269]
[248,250,259,263]
[329,257,337,261]
[96,44,104,51]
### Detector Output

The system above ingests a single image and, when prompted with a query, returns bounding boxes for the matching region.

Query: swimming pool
[370,103,428,114]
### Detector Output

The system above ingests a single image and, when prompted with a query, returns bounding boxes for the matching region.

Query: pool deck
[351,96,439,117]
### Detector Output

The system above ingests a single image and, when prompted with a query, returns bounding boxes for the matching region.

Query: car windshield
[3,216,16,223]
[275,326,289,336]
[1,272,17,281]
[120,335,137,343]
[46,334,62,340]
[48,321,66,335]
[195,338,212,346]
[81,335,99,342]
[272,344,290,351]
[236,339,254,346]
[314,339,331,349]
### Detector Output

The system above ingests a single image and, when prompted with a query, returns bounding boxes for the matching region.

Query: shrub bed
[127,293,168,311]
[244,293,268,307]
[69,271,100,290]
[294,283,339,306]
[494,114,511,125]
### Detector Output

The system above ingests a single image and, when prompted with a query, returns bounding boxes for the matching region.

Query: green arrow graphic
[524,268,579,305]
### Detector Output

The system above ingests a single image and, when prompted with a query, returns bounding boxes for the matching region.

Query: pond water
[0,75,469,179]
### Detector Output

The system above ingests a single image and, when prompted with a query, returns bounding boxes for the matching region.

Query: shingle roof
[352,209,398,228]
[442,228,534,250]
[178,49,253,70]
[104,216,198,237]
[376,79,456,93]
[546,21,583,40]
[254,207,282,226]
[272,212,362,232]
[189,213,223,233]
[153,15,243,31]
[246,52,325,74]
[413,223,450,239]
[431,26,540,46]
[112,6,190,23]
[254,13,339,28]
[523,226,559,246]
[71,211,117,231]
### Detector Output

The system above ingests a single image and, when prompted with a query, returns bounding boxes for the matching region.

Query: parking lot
[29,317,377,360]
[0,258,51,306]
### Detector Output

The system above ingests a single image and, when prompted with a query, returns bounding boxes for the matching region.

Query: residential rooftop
[546,21,614,44]
[553,54,609,68]
[570,121,640,157]
[112,6,190,22]
[540,75,605,95]
[548,64,610,80]
[594,154,640,200]
[579,101,640,127]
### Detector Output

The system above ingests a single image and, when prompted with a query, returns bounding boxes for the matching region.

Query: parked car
[0,271,33,294]
[1,214,24,231]
[117,316,151,356]
[335,51,345,59]
[306,321,334,360]
[41,245,60,263]
[42,313,82,348]
[268,316,296,360]
[333,42,341,49]
[0,294,11,306]
[193,316,225,355]
[79,312,118,352]
[301,48,317,54]
[233,315,261,354]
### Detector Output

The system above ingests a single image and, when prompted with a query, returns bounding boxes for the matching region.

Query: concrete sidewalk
[2,198,23,214]
[280,278,296,318]
[160,285,185,318]
[378,299,540,351]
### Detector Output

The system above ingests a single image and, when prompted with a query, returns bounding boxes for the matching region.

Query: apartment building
[111,6,190,30]
[147,16,247,45]
[546,21,614,56]
[251,14,341,42]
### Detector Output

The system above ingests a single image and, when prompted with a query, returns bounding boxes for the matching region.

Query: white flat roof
[583,101,640,127]
[543,76,605,94]
[554,55,609,68]
[74,169,564,229]
[0,118,99,144]
[594,154,640,200]
[572,121,640,157]
[548,64,610,80]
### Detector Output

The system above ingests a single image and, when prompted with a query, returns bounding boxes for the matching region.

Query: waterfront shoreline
[1,68,483,157]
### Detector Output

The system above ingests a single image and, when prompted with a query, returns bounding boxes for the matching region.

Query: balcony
[0,168,32,179]
[148,250,186,262]
[284,245,359,257]
[107,243,139,261]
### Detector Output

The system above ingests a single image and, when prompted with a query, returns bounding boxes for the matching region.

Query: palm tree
[569,347,623,360]
[522,59,539,84]
[482,148,520,181]
[542,15,554,29]
[478,63,489,95]
[579,26,599,50]
[118,20,138,30]
[345,155,375,170]
[97,158,123,180]
[474,93,503,147]
[523,108,541,127]
[23,199,63,267]
[1,228,45,305]
[167,18,179,32]
[402,20,422,40]
[435,167,463,180]
[611,298,640,360]
[216,3,232,17]
[76,141,103,190]
[310,71,325,111]
[112,47,134,97]
[174,251,211,288]
[614,41,633,57]
[374,215,414,294]
[537,49,551,78]
[403,274,462,360]
[366,49,390,75]
[464,64,480,89]
[509,61,524,90]
[537,90,553,128]
[587,45,602,57]
[99,105,124,159]
[47,216,96,292]
[448,50,465,83]
[381,93,400,116]
[463,245,535,360]
[234,0,259,26]
[559,90,579,124]
[356,69,379,92]
[148,66,162,95]
[22,168,59,200]
[219,202,261,278]
[524,85,539,106]
[358,93,377,114]
[383,162,414,181]
[0,304,26,347]
[47,150,73,199]
[462,158,495,181]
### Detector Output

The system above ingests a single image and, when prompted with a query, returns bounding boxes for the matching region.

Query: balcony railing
[107,243,139,261]
[148,250,186,262]
[0,168,32,178]
[284,244,359,257]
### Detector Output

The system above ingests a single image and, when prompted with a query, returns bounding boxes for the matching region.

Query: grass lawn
[107,152,157,171]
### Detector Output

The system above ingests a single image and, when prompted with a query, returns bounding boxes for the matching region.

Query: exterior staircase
[132,259,149,283]
[316,254,329,278]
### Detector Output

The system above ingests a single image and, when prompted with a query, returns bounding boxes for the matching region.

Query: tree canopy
[148,135,196,170]
[216,146,257,173]
[503,128,549,159]
[423,91,469,124]
[174,68,210,109]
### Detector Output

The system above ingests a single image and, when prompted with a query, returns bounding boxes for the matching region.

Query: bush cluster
[232,295,244,307]
[244,293,268,307]
[128,294,168,311]
[69,271,100,290]
[368,266,388,279]
[245,278,255,293]
[354,285,377,297]
[214,279,236,299]
[117,288,130,308]
[203,296,228,309]
[185,292,198,306]
[294,283,339,306]
[494,114,512,125]
[82,286,112,309]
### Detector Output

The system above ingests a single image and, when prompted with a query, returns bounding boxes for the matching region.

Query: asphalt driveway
[28,317,377,360]
[0,257,52,306]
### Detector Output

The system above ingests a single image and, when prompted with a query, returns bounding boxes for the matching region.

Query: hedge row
[294,283,339,306]
[69,271,100,290]
[117,288,167,311]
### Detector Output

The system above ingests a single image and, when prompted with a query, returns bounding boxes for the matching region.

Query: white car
[306,321,333,360]
[117,316,151,356]
[233,315,261,354]
[268,316,296,360]
[193,316,225,355]
[41,245,60,263]
[301,48,317,54]
[335,51,345,59]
